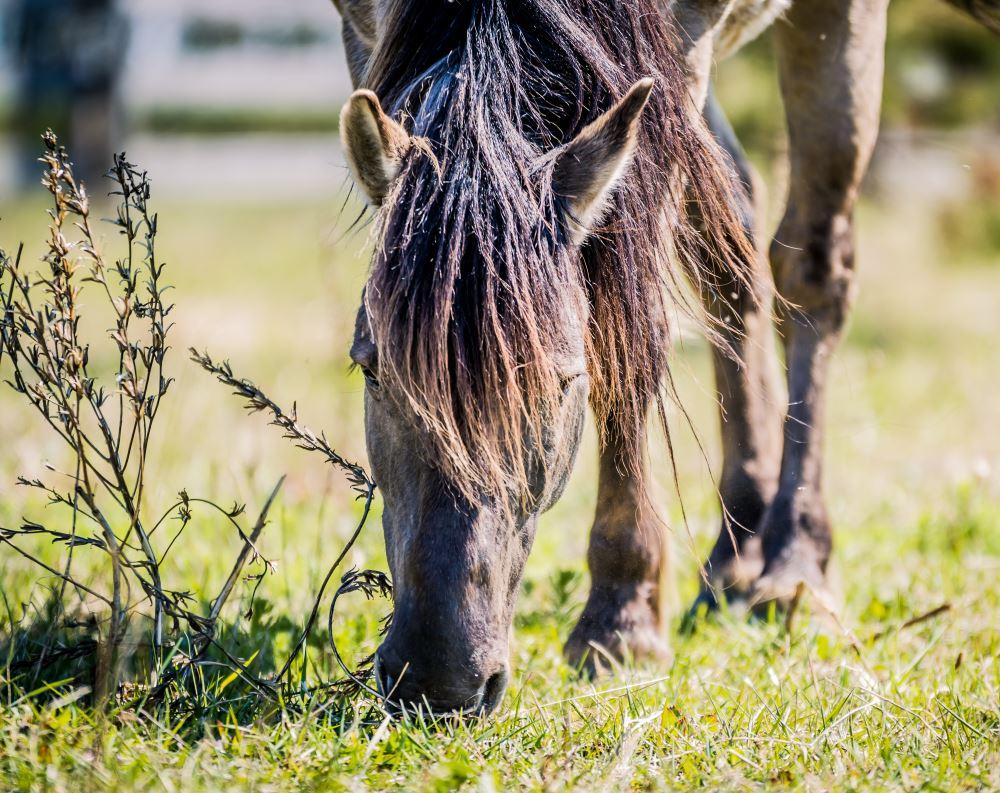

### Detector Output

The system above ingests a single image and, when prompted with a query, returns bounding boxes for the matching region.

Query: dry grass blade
[870,603,952,642]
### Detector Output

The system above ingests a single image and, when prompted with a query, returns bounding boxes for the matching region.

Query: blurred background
[0,0,996,200]
[0,0,351,195]
[0,0,997,619]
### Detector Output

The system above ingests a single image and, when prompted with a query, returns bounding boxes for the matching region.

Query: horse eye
[362,366,381,392]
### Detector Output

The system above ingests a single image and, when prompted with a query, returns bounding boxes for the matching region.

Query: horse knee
[770,210,858,332]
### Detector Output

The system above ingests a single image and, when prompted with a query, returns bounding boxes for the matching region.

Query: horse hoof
[564,583,670,677]
[682,533,763,632]
[748,535,832,623]
[564,628,672,678]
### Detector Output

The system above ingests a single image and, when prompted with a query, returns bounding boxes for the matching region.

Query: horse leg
[672,0,733,107]
[564,417,670,675]
[750,0,888,609]
[690,87,784,613]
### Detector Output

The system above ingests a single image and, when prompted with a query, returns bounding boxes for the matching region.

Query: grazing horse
[330,0,996,715]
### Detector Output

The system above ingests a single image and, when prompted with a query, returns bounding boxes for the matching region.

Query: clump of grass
[0,134,387,720]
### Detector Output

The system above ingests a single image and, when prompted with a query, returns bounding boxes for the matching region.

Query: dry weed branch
[0,133,277,708]
[191,350,388,700]
[1,134,389,721]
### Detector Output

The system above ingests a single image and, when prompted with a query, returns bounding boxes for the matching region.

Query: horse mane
[361,0,754,505]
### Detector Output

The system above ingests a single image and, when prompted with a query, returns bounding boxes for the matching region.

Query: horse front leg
[690,87,784,615]
[750,0,889,611]
[564,417,671,675]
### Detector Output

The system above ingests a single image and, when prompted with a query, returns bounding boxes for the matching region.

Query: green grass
[1,146,999,790]
[136,107,341,136]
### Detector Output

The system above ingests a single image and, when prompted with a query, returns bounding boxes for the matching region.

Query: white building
[0,0,354,197]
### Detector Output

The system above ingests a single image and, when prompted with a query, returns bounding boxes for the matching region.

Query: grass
[136,107,341,136]
[0,140,998,789]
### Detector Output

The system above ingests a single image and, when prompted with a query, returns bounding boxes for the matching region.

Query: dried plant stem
[136,478,285,708]
[210,477,285,627]
[272,487,374,684]
[1,134,277,708]
[2,134,387,719]
[191,349,390,699]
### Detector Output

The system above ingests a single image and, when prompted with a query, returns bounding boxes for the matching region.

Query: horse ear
[341,89,412,204]
[553,78,654,237]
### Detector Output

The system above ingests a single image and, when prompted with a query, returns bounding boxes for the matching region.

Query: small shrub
[0,133,387,722]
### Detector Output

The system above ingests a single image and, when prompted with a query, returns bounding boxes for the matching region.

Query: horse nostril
[375,648,508,717]
[374,652,396,700]
[478,668,509,715]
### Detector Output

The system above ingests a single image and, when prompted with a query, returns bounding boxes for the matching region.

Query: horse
[329,0,997,715]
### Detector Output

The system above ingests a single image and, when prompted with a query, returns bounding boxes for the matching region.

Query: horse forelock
[360,0,756,506]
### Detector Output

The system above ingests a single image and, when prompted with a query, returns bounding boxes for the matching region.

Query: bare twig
[192,350,389,700]
[209,477,285,627]
[190,349,374,497]
[870,603,952,642]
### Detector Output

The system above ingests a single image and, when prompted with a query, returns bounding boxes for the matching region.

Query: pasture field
[0,140,998,790]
